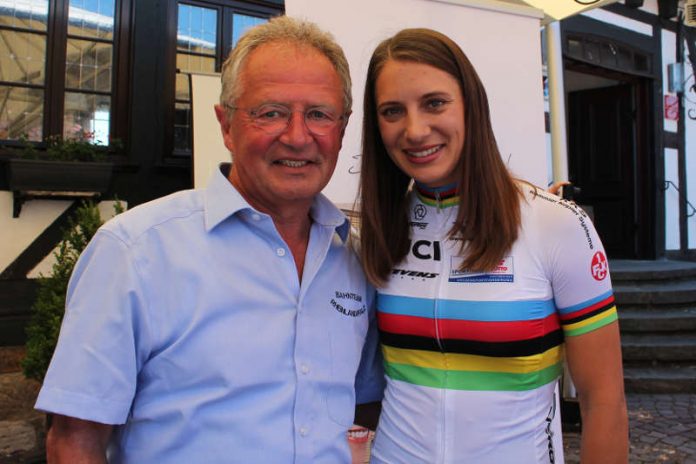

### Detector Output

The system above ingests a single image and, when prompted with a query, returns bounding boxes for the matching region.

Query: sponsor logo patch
[409,240,441,261]
[409,221,428,230]
[591,251,608,281]
[331,291,366,317]
[413,204,427,220]
[392,268,439,281]
[449,256,514,283]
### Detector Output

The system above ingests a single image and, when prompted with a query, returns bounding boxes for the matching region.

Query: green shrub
[22,200,124,382]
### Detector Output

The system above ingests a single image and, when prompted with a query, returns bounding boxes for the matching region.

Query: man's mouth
[276,160,310,167]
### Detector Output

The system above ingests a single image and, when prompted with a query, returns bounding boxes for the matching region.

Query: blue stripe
[556,290,614,316]
[377,293,556,322]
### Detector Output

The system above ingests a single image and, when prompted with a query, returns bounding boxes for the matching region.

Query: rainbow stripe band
[377,291,617,391]
[384,359,564,392]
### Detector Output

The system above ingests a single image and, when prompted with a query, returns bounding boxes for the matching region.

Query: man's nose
[279,111,312,146]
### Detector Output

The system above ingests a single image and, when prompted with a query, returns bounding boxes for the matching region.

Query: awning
[512,0,620,22]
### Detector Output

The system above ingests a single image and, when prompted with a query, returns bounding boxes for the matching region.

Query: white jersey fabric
[371,183,618,464]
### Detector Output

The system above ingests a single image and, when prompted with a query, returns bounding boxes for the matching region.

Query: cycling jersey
[371,182,617,464]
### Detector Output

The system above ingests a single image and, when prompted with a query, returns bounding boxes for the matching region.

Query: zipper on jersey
[435,190,442,213]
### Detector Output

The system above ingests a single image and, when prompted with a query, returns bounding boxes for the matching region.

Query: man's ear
[340,111,352,139]
[214,104,235,153]
[338,111,352,148]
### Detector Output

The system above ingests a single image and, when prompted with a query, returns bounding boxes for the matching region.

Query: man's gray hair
[220,16,352,113]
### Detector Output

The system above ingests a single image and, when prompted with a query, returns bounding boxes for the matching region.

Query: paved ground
[563,393,696,463]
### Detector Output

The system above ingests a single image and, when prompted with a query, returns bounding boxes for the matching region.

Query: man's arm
[565,322,628,463]
[354,402,381,430]
[46,414,113,464]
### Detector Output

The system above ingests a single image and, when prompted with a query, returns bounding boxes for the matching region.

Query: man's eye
[255,107,288,120]
[306,109,335,122]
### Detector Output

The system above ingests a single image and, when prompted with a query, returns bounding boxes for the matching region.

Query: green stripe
[564,311,618,337]
[384,361,563,391]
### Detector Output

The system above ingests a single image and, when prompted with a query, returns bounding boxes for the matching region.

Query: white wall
[287,0,547,207]
[665,147,680,250]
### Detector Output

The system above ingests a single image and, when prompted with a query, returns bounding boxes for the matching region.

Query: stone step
[621,333,696,362]
[610,259,696,283]
[623,365,696,393]
[613,280,696,306]
[618,307,696,332]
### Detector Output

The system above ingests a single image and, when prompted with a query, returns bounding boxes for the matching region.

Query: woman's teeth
[407,146,441,158]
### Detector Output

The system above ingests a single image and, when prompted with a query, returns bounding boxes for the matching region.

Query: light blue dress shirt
[36,164,384,463]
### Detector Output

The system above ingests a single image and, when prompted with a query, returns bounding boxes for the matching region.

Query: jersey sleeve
[35,228,151,424]
[539,196,618,337]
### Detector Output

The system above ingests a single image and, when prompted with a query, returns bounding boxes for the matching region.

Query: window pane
[68,0,115,40]
[0,85,43,140]
[173,102,191,152]
[177,3,217,55]
[0,0,48,31]
[175,72,190,101]
[0,29,46,84]
[231,14,266,48]
[63,91,110,144]
[65,39,112,92]
[176,54,214,100]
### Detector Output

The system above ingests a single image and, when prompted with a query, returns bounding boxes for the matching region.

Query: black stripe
[380,329,564,358]
[562,301,615,326]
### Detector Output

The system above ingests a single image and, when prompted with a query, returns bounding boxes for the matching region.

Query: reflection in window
[68,0,115,40]
[231,14,266,49]
[63,91,110,144]
[0,0,48,140]
[175,3,218,153]
[63,0,115,143]
[178,3,216,54]
[0,85,43,140]
[0,0,49,30]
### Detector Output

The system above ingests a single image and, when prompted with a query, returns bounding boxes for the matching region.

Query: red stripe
[378,312,561,342]
[378,313,437,338]
[559,295,615,321]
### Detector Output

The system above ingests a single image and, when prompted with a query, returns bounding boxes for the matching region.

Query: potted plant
[22,200,124,384]
[5,132,120,217]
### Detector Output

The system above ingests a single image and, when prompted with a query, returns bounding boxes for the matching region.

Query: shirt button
[251,213,261,221]
[276,248,286,257]
[301,364,310,374]
[300,427,309,437]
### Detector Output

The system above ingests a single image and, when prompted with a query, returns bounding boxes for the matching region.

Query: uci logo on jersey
[409,240,441,261]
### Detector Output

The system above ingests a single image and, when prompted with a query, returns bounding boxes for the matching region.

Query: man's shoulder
[102,189,205,244]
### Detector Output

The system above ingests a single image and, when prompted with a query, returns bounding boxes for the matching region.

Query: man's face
[215,42,347,215]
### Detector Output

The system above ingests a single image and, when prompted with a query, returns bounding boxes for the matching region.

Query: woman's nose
[404,113,431,141]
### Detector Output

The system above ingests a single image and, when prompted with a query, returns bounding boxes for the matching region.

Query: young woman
[359,28,628,463]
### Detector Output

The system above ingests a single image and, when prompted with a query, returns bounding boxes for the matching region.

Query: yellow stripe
[564,306,617,332]
[382,344,563,374]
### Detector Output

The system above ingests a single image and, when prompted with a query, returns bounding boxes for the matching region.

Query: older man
[35,16,383,463]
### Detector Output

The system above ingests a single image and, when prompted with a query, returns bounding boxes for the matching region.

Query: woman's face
[375,59,465,188]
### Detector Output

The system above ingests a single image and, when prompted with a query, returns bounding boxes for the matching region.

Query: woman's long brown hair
[358,28,522,287]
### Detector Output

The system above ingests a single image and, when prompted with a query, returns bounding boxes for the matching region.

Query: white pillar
[545,21,568,182]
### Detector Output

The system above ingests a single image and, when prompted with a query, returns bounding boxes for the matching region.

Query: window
[0,0,130,145]
[173,0,282,156]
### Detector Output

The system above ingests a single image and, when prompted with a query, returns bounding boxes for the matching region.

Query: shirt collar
[204,163,350,242]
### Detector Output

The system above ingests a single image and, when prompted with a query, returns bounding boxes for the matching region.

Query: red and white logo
[591,251,608,281]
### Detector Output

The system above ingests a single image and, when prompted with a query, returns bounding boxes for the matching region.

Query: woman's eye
[425,99,448,110]
[379,107,403,119]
